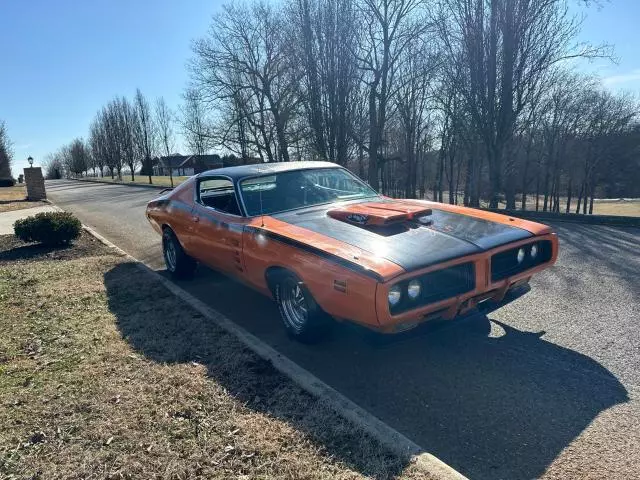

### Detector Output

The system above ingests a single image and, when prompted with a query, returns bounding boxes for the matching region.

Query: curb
[481,208,640,228]
[72,178,173,190]
[74,222,466,480]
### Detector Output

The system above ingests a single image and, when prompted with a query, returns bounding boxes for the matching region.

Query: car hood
[272,199,534,272]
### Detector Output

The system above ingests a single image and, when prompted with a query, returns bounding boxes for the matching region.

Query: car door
[191,176,247,275]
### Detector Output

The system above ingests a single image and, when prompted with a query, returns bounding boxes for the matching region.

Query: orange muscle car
[146,161,558,341]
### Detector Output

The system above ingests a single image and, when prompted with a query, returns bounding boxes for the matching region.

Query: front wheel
[163,228,197,279]
[274,272,329,342]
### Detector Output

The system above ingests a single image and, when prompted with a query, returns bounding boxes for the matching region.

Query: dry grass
[0,186,25,201]
[432,191,640,217]
[82,175,190,188]
[0,234,427,480]
[591,200,640,217]
[0,186,46,213]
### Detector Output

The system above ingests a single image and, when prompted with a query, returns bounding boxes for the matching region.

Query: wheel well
[265,266,289,295]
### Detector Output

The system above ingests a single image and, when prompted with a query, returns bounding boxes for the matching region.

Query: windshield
[239,167,378,216]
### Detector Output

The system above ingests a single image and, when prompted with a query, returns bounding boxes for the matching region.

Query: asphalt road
[47,179,640,480]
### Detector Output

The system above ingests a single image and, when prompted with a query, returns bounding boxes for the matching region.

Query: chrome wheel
[164,237,177,272]
[279,280,308,332]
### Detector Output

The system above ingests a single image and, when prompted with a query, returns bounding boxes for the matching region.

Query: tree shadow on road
[105,263,629,480]
[550,223,640,293]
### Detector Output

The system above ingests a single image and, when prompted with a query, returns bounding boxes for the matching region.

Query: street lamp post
[27,156,34,167]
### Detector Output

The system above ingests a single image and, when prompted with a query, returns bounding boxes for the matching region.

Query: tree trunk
[535,171,540,211]
[454,158,462,205]
[504,153,516,209]
[588,178,596,214]
[367,83,379,190]
[488,163,501,208]
[542,167,550,212]
[448,173,455,205]
[576,181,584,214]
[487,143,503,208]
[419,149,426,199]
[566,179,572,213]
[464,155,472,206]
[437,149,444,203]
[582,182,588,214]
[521,173,528,210]
[468,145,481,208]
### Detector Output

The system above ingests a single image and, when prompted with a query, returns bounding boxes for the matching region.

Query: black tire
[162,228,197,279]
[274,271,329,342]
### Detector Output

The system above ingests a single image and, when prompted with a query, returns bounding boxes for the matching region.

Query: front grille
[491,240,552,282]
[390,263,475,315]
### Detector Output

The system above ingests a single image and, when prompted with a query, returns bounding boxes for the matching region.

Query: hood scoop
[327,202,432,226]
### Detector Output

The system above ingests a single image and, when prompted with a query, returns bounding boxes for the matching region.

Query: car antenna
[259,184,265,227]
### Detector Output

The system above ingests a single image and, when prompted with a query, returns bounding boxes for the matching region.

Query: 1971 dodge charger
[146,161,558,341]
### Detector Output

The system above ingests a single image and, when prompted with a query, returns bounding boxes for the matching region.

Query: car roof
[197,161,340,182]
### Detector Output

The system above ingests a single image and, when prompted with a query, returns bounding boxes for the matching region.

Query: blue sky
[1,0,639,176]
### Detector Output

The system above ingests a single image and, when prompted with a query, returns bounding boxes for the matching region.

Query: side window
[198,177,242,216]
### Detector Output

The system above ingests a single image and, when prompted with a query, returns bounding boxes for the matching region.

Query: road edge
[62,178,638,227]
[72,177,172,190]
[480,207,640,227]
[73,218,466,480]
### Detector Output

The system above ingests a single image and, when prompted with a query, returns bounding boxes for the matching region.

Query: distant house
[151,154,224,177]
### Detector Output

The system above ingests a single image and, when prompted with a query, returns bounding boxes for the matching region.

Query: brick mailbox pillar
[24,167,47,201]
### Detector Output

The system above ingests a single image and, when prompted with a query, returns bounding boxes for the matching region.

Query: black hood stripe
[273,206,532,273]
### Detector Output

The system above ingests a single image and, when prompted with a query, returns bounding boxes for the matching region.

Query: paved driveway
[47,179,640,479]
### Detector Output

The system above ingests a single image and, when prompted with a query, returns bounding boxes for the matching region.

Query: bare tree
[0,120,13,180]
[289,0,359,164]
[180,88,213,157]
[69,138,89,177]
[574,88,636,214]
[191,1,300,162]
[44,152,64,179]
[155,96,177,186]
[395,39,437,197]
[436,0,611,207]
[356,0,429,189]
[133,89,156,184]
[117,97,139,181]
[89,117,108,178]
[102,101,125,179]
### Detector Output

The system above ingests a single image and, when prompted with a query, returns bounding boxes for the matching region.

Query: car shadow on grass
[105,263,629,480]
[104,262,411,479]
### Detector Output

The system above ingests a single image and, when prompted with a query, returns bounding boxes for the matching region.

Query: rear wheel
[274,272,329,342]
[163,228,196,279]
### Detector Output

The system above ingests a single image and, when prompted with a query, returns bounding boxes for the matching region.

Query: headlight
[516,248,525,264]
[407,280,421,300]
[530,244,538,259]
[388,285,402,306]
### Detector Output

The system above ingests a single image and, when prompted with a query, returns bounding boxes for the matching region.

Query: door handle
[192,215,200,223]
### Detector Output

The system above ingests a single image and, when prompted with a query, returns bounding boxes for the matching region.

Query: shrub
[14,212,82,245]
[0,178,15,187]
